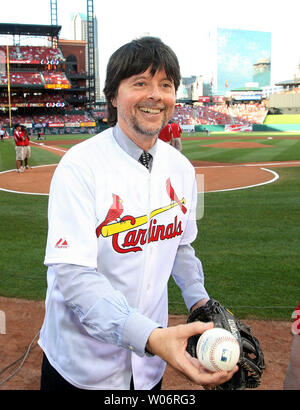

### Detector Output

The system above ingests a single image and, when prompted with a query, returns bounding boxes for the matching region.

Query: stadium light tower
[50,0,58,26]
[49,0,96,105]
[87,0,96,107]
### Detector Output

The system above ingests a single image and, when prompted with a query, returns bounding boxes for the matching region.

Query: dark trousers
[40,353,162,391]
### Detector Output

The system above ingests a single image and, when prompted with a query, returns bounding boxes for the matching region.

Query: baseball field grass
[0,132,299,320]
[182,132,300,162]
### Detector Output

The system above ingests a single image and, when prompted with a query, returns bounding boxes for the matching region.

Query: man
[21,126,31,169]
[38,37,237,390]
[13,124,24,173]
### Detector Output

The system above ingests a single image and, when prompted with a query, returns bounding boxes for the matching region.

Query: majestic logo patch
[55,238,69,248]
[96,178,187,254]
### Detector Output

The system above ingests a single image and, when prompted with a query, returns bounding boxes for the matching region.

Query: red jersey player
[158,122,182,151]
[13,124,24,173]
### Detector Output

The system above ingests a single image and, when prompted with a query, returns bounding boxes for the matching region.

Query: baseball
[196,327,240,372]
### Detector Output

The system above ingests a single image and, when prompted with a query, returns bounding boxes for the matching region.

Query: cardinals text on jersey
[96,178,186,254]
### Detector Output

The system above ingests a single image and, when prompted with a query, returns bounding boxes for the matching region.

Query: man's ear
[111,97,117,108]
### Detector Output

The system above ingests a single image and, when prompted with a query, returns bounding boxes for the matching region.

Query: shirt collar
[112,123,157,162]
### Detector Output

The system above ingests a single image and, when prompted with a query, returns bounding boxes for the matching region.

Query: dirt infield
[0,139,297,390]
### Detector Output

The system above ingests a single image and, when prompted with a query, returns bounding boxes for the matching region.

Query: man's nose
[147,84,162,101]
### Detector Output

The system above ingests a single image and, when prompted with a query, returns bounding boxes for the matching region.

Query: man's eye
[135,82,145,87]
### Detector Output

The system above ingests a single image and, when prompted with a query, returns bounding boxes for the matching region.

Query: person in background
[158,121,182,151]
[13,124,24,173]
[21,125,31,169]
[170,122,182,151]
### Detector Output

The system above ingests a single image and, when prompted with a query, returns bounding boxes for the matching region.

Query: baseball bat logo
[96,178,186,253]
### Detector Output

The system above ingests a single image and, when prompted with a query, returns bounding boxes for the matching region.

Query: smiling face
[111,66,176,150]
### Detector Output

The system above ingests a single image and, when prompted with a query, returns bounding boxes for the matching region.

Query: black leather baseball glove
[186,299,265,390]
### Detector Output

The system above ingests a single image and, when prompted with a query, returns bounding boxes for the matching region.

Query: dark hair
[103,36,181,126]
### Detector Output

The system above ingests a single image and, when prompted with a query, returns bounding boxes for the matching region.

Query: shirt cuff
[122,310,161,357]
[181,282,209,312]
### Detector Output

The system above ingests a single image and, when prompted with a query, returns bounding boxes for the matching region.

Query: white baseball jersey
[38,127,199,389]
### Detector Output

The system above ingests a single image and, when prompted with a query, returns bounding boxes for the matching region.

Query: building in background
[216,28,272,95]
[253,58,271,87]
[71,12,101,102]
[177,75,203,103]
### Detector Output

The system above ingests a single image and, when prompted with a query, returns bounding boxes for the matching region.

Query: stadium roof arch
[0,23,61,38]
[275,78,300,87]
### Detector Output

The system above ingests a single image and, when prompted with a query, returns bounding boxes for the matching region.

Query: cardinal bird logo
[166,178,187,214]
[96,194,124,237]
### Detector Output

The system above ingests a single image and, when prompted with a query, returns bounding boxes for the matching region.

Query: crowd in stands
[0,71,70,86]
[42,71,70,85]
[0,111,95,127]
[0,93,65,105]
[63,113,94,123]
[26,93,64,103]
[172,103,267,125]
[32,114,65,125]
[0,46,64,64]
[0,103,267,128]
[91,110,107,120]
[0,72,43,85]
[228,103,267,124]
[0,114,32,126]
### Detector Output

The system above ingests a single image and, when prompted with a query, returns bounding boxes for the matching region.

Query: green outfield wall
[195,125,225,132]
[253,124,300,131]
[194,123,300,132]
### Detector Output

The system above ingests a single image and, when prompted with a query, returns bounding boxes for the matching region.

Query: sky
[0,0,300,93]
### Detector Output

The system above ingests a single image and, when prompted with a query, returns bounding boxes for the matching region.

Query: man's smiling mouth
[139,107,163,114]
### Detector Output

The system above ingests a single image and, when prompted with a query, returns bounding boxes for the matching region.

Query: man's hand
[146,321,238,388]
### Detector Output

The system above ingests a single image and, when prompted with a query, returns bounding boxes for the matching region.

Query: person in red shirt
[170,122,182,151]
[21,125,31,169]
[13,124,24,173]
[284,301,300,389]
[158,123,172,143]
[158,122,182,151]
